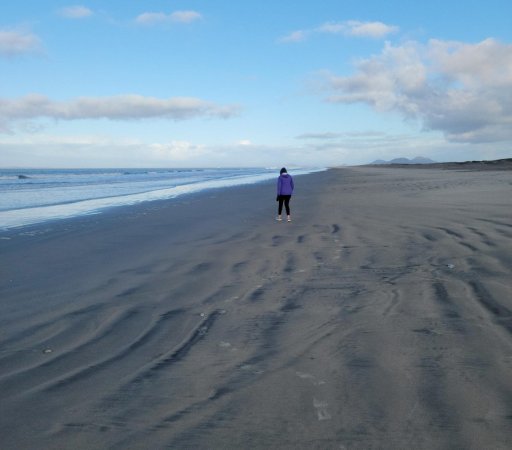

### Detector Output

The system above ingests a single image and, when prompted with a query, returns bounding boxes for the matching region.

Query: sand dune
[1,167,511,449]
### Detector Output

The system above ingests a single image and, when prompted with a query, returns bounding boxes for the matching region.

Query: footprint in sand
[295,371,326,386]
[313,398,332,421]
[219,340,238,353]
[296,371,315,382]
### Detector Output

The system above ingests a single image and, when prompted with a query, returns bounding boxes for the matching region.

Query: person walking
[276,167,294,222]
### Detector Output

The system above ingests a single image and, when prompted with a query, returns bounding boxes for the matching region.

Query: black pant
[278,195,291,215]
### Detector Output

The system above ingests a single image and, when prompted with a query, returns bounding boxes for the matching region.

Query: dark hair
[280,167,287,175]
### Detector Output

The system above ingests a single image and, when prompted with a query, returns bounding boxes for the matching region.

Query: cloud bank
[0,30,41,57]
[281,20,398,43]
[0,94,239,131]
[324,38,512,143]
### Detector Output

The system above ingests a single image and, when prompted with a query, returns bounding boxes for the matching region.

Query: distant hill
[370,156,436,165]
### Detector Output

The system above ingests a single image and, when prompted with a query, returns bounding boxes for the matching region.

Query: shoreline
[0,177,277,236]
[1,167,512,449]
[0,168,324,232]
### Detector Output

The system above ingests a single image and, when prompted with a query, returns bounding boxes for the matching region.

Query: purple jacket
[277,174,294,196]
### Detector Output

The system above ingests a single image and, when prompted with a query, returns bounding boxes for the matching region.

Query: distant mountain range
[370,156,436,165]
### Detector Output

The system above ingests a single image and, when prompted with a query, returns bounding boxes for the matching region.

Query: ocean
[0,167,322,230]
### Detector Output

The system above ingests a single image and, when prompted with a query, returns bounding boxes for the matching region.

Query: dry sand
[1,166,511,449]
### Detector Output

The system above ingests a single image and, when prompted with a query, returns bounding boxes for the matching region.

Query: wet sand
[1,167,512,449]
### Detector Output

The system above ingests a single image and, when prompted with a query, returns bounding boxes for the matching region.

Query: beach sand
[1,167,512,449]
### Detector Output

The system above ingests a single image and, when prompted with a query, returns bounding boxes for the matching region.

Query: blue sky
[1,0,511,167]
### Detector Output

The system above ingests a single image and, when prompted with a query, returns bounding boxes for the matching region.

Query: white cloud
[296,131,386,140]
[318,21,399,38]
[324,38,512,143]
[281,20,398,43]
[0,135,271,167]
[280,30,309,43]
[58,5,93,19]
[0,134,214,167]
[345,21,399,38]
[0,94,239,130]
[150,141,208,161]
[428,38,512,88]
[296,132,340,140]
[135,10,202,25]
[170,11,202,23]
[315,23,346,35]
[0,29,41,57]
[135,12,167,25]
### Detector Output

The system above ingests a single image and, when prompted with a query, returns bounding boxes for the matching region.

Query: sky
[1,0,511,168]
